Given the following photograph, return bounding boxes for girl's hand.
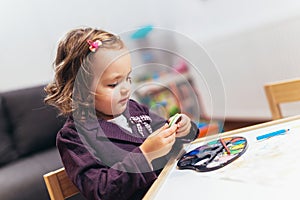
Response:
[170,114,191,138]
[140,124,177,163]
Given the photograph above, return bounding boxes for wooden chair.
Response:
[264,78,300,120]
[43,167,80,200]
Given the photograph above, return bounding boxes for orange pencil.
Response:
[220,138,231,155]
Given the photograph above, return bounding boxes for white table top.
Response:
[144,115,300,200]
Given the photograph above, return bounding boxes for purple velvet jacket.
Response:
[57,99,198,200]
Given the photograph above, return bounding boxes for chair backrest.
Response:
[43,167,79,200]
[264,78,300,120]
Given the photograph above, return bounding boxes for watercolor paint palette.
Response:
[177,136,248,172]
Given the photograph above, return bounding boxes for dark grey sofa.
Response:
[0,85,84,200]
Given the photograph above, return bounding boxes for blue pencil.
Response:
[256,129,290,141]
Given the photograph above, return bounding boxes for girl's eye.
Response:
[108,83,118,88]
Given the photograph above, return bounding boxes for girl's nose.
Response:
[120,81,131,94]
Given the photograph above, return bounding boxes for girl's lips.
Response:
[119,97,129,104]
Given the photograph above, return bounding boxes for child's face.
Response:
[92,48,132,119]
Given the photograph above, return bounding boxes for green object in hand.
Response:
[169,113,182,127]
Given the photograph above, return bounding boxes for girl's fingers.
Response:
[161,125,178,137]
[178,120,190,130]
[178,114,189,125]
[164,133,176,144]
[151,123,169,136]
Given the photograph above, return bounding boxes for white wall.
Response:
[1,0,300,119]
[203,17,300,119]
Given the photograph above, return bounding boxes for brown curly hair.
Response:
[44,27,124,117]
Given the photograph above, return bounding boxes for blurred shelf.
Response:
[132,72,191,96]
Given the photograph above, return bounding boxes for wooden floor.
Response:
[198,118,269,138]
[223,119,268,132]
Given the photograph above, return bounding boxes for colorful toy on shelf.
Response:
[138,87,180,118]
[196,121,223,138]
[131,25,153,40]
[173,59,189,73]
[130,25,155,63]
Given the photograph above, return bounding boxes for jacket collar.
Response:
[71,100,149,143]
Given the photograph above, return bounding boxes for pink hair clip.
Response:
[87,39,102,52]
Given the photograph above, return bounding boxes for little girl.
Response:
[45,27,198,200]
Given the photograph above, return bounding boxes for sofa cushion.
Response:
[1,85,66,157]
[0,147,63,200]
[0,95,18,166]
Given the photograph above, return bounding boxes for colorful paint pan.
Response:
[177,136,248,172]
